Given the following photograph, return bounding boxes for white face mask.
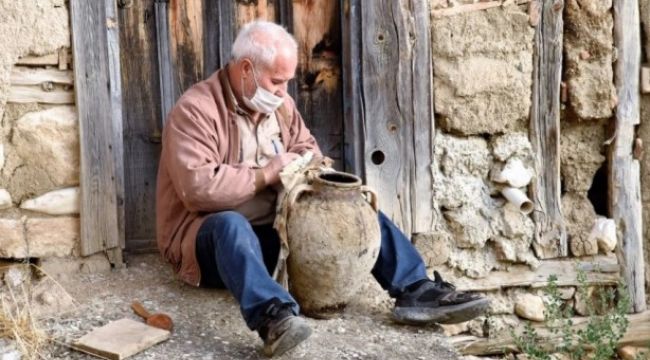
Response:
[241,67,284,114]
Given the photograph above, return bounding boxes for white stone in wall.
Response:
[588,217,617,253]
[514,293,545,321]
[26,217,79,257]
[0,143,4,171]
[12,106,79,187]
[492,158,533,188]
[0,189,12,209]
[20,187,79,215]
[0,219,26,258]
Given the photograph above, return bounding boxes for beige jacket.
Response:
[156,68,321,286]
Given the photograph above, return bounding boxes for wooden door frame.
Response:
[71,0,125,264]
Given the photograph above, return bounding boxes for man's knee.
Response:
[204,211,253,234]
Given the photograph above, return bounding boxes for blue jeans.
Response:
[195,211,428,330]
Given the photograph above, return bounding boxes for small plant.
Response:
[512,269,631,359]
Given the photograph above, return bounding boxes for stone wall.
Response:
[0,1,81,262]
[419,0,620,340]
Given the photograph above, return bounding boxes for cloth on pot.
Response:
[272,152,334,289]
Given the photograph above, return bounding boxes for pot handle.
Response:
[360,185,378,212]
[288,184,314,207]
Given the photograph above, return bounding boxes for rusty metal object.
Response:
[131,301,173,331]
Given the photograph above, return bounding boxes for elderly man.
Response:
[157,20,489,357]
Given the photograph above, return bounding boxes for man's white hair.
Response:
[231,20,298,68]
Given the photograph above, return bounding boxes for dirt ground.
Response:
[27,253,464,360]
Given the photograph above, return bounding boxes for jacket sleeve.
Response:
[284,98,323,157]
[162,106,262,213]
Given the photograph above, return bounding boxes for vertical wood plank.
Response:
[155,0,175,124]
[292,0,344,168]
[341,0,364,177]
[203,0,237,74]
[169,0,204,96]
[345,0,434,234]
[610,0,645,313]
[118,0,163,252]
[529,0,567,259]
[275,0,297,100]
[71,0,124,255]
[106,0,125,252]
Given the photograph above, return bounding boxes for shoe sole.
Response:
[263,317,312,357]
[392,298,491,325]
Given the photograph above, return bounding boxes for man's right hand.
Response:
[261,152,301,186]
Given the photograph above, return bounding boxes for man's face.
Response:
[245,48,298,99]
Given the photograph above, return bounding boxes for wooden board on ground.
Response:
[451,310,650,356]
[73,318,170,360]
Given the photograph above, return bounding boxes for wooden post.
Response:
[70,0,125,259]
[610,0,645,313]
[342,0,434,234]
[203,0,237,75]
[529,0,567,259]
[341,0,364,176]
[118,0,165,253]
[292,0,344,167]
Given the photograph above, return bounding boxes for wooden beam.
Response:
[15,53,59,66]
[292,0,344,168]
[609,0,645,313]
[7,85,74,104]
[118,0,163,252]
[168,0,204,95]
[71,0,124,256]
[10,67,73,85]
[202,0,237,75]
[345,0,435,235]
[529,0,567,259]
[451,310,650,356]
[448,256,620,292]
[341,0,364,177]
[106,0,125,258]
[155,0,174,125]
[431,0,531,18]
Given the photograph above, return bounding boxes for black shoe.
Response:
[257,299,312,357]
[392,271,490,325]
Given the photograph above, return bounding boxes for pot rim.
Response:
[314,171,362,189]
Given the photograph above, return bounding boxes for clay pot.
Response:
[286,171,381,318]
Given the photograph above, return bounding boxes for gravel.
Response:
[30,254,461,360]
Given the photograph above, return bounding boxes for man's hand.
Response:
[261,152,301,185]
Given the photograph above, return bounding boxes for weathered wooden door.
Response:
[117,0,345,252]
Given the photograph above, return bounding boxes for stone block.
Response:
[514,293,545,321]
[562,193,598,257]
[448,247,499,279]
[26,216,79,257]
[485,314,520,338]
[564,0,615,120]
[413,232,451,267]
[8,106,79,201]
[560,121,607,194]
[435,132,492,178]
[0,219,26,258]
[431,7,534,135]
[444,206,494,249]
[491,132,534,163]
